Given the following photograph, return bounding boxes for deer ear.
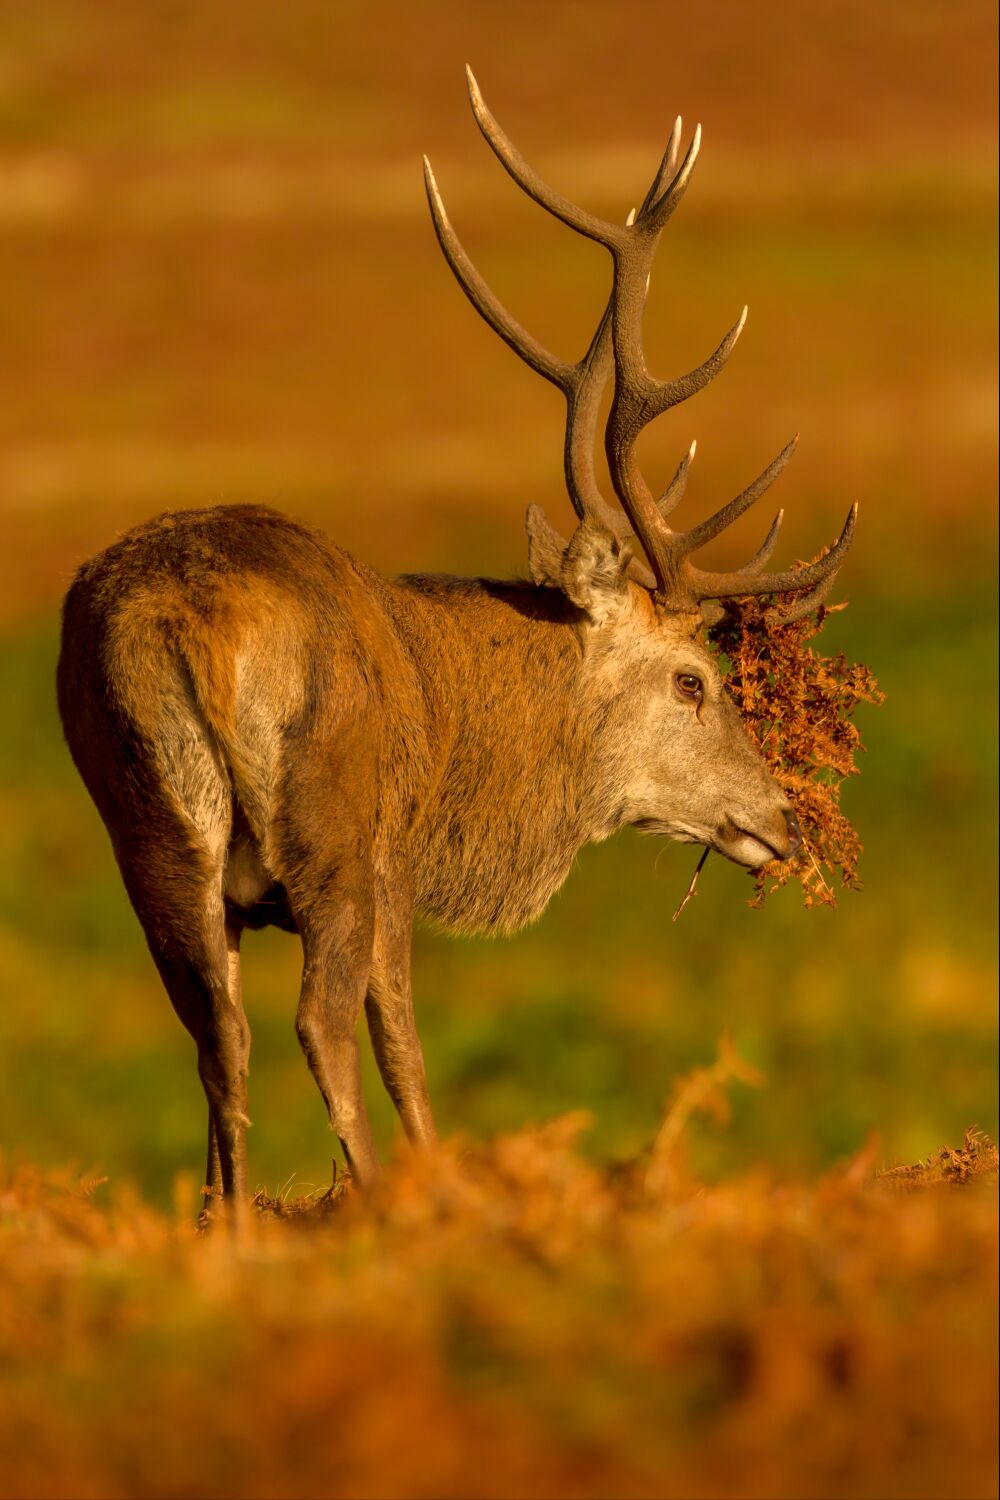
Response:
[561,520,632,625]
[525,504,570,587]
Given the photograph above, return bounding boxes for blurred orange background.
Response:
[1,0,996,609]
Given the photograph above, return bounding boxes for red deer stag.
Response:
[57,70,855,1228]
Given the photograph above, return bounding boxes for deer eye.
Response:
[675,673,703,700]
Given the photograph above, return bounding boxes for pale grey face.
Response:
[622,614,799,867]
[537,519,802,869]
[579,582,800,870]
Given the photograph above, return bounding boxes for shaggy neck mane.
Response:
[391,574,628,934]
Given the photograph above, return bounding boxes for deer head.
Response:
[424,71,856,869]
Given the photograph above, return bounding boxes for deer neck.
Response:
[392,575,630,934]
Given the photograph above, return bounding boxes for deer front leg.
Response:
[295,897,380,1187]
[365,887,437,1150]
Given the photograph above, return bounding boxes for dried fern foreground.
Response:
[710,586,884,907]
[1,1057,995,1500]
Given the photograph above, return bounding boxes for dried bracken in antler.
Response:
[709,581,884,908]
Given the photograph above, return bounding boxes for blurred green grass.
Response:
[0,0,996,1204]
[0,587,995,1203]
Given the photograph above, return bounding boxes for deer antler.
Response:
[424,68,856,621]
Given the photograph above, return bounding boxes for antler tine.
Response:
[423,157,571,390]
[676,435,797,556]
[657,440,697,519]
[743,509,784,571]
[642,305,747,422]
[639,117,683,216]
[765,567,839,624]
[465,67,626,254]
[645,122,702,228]
[689,503,858,602]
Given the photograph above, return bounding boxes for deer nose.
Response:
[782,808,802,858]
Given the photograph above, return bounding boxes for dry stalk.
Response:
[645,1033,763,1196]
[672,847,710,922]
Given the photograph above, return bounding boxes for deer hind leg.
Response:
[64,640,254,1227]
[104,719,252,1229]
[116,819,252,1231]
[205,1118,222,1208]
[201,919,246,1222]
[151,915,251,1232]
[365,889,437,1149]
[292,877,380,1188]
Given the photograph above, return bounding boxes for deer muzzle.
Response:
[719,806,801,868]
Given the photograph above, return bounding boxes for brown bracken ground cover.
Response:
[0,1050,996,1500]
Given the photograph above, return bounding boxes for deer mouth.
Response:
[725,829,783,867]
[719,815,799,868]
